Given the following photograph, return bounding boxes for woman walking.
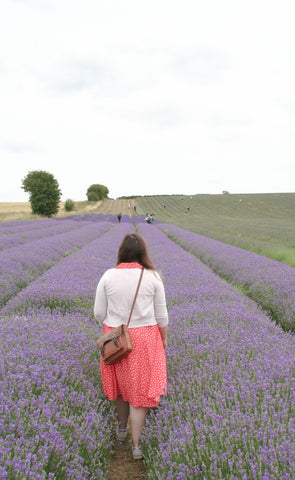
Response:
[94,233,168,460]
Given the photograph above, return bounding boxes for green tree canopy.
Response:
[86,184,109,201]
[22,170,62,217]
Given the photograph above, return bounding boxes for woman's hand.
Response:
[159,325,168,350]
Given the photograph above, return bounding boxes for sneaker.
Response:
[116,426,128,442]
[132,446,143,460]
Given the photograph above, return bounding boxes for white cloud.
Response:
[0,0,295,201]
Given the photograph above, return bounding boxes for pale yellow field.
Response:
[0,199,136,222]
[0,202,34,221]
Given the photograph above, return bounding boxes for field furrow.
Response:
[0,223,136,480]
[0,221,113,307]
[2,223,133,316]
[158,223,295,333]
[0,218,101,251]
[0,218,52,234]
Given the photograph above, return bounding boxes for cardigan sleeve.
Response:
[93,273,108,326]
[153,277,169,327]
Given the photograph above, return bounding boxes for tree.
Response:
[86,184,109,201]
[22,170,62,217]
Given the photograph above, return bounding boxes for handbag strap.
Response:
[127,268,144,328]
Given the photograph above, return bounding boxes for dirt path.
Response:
[108,434,148,480]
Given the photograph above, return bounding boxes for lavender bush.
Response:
[0,219,94,251]
[2,224,133,316]
[158,224,295,332]
[0,313,112,480]
[0,219,50,234]
[137,224,295,480]
[0,222,134,479]
[0,221,112,307]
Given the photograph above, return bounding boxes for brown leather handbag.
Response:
[97,269,144,365]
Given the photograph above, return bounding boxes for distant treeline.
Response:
[117,195,140,200]
[117,194,189,200]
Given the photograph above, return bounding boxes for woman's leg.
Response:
[114,396,129,429]
[129,404,148,447]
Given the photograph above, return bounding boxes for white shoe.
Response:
[116,426,128,442]
[132,446,143,460]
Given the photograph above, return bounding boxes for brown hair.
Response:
[116,233,155,270]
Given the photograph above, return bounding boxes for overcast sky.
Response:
[0,0,294,202]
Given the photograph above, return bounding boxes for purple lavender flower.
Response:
[0,312,113,479]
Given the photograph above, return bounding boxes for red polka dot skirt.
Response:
[100,325,167,408]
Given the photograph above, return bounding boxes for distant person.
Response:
[117,213,122,223]
[145,214,152,224]
[134,205,137,212]
[128,203,131,210]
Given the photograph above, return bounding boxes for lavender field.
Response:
[158,224,295,333]
[1,215,295,479]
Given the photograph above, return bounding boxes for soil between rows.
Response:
[108,435,147,480]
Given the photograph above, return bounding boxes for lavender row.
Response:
[2,223,133,316]
[158,224,295,332]
[0,218,51,234]
[0,214,107,232]
[0,221,112,307]
[0,312,113,480]
[0,219,98,251]
[0,225,135,479]
[137,224,295,480]
[0,212,118,237]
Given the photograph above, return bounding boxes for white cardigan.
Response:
[94,268,169,328]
